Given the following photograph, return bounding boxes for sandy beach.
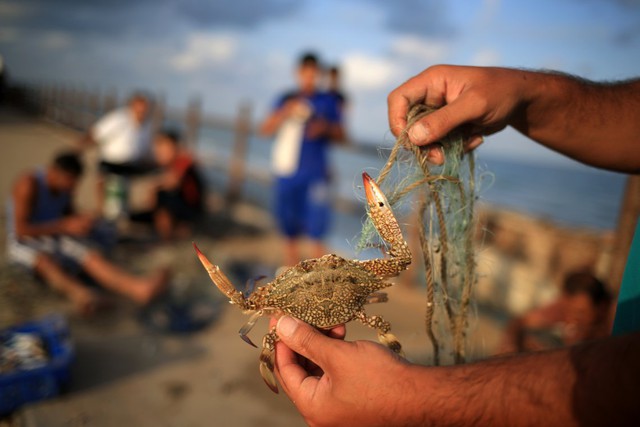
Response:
[0,107,614,426]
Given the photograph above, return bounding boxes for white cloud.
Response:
[343,53,398,90]
[169,32,239,72]
[390,35,448,63]
[470,48,501,66]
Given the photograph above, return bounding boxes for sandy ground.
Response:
[0,108,507,426]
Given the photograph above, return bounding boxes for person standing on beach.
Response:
[7,151,168,315]
[326,65,348,114]
[271,65,640,426]
[79,92,154,216]
[260,52,346,266]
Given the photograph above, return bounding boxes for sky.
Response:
[1,0,639,166]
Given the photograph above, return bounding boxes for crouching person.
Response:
[147,129,205,240]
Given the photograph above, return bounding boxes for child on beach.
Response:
[259,52,346,266]
[132,129,204,240]
[7,151,168,315]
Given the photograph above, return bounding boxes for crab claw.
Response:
[238,311,262,348]
[193,243,247,308]
[361,173,411,273]
[260,330,279,393]
[362,171,391,209]
[241,334,258,348]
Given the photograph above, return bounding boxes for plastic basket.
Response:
[0,314,74,415]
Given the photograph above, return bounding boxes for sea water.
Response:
[197,128,627,255]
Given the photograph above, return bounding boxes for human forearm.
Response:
[77,132,96,149]
[15,214,92,238]
[513,72,640,172]
[329,123,347,143]
[408,349,575,426]
[388,65,640,172]
[15,219,67,238]
[259,109,289,137]
[406,333,640,426]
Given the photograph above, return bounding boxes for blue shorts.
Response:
[274,176,331,239]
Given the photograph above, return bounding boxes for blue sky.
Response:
[1,0,639,165]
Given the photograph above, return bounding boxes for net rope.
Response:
[359,104,477,365]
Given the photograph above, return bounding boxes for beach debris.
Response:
[194,172,411,393]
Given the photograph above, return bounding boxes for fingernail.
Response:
[426,145,444,164]
[277,316,298,338]
[408,122,430,144]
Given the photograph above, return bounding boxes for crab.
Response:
[193,172,412,393]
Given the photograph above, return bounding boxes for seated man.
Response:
[132,129,204,240]
[7,151,168,315]
[500,270,613,353]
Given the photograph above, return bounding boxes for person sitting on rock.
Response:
[7,151,168,315]
[131,129,204,240]
[499,270,613,353]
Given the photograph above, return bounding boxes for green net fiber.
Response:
[358,104,477,365]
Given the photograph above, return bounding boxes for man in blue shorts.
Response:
[260,52,346,266]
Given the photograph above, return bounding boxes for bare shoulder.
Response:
[12,171,37,200]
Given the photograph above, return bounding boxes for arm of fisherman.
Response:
[259,98,302,137]
[388,65,640,172]
[275,316,640,427]
[12,174,92,238]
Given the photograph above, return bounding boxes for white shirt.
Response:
[92,108,152,164]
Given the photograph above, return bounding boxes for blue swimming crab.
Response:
[193,172,412,393]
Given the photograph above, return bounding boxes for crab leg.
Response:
[359,172,412,278]
[365,292,389,304]
[238,311,262,348]
[259,327,279,393]
[193,243,248,309]
[356,311,404,357]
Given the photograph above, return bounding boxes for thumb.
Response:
[277,316,337,369]
[407,97,479,146]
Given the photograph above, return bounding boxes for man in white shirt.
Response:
[80,92,154,215]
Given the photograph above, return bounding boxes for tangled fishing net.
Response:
[359,104,477,365]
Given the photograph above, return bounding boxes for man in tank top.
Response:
[7,151,167,315]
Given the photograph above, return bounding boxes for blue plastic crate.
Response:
[0,314,74,415]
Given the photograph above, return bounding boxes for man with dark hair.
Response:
[500,271,613,353]
[53,151,84,176]
[79,91,154,216]
[260,51,346,266]
[7,151,167,315]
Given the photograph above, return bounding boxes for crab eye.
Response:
[378,201,384,207]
